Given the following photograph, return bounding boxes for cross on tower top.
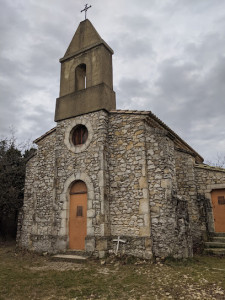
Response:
[81,4,92,20]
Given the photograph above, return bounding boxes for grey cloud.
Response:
[115,78,152,109]
[163,0,222,14]
[184,33,225,68]
[111,35,154,61]
[13,106,54,143]
[152,53,225,160]
[118,14,154,31]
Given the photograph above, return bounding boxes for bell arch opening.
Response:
[75,63,86,91]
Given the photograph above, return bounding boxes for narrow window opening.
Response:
[218,196,225,205]
[75,64,86,91]
[77,206,83,217]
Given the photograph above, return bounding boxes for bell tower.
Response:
[54,19,116,121]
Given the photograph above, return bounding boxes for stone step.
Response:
[209,232,225,237]
[211,237,225,243]
[51,254,89,263]
[65,250,90,257]
[204,248,225,255]
[205,242,225,249]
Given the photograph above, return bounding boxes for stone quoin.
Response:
[17,19,225,259]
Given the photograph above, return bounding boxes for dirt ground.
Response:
[0,242,225,299]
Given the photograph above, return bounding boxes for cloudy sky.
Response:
[0,0,225,163]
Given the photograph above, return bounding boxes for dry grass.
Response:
[0,242,225,299]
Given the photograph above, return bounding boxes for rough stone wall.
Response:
[146,126,192,258]
[17,110,111,253]
[18,110,194,259]
[195,167,225,191]
[108,114,149,235]
[52,110,110,252]
[108,113,152,258]
[108,113,192,258]
[174,150,202,246]
[17,131,56,251]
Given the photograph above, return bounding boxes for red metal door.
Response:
[211,189,225,233]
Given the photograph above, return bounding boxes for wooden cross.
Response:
[81,4,92,20]
[113,236,126,255]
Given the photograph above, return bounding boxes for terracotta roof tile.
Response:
[110,109,203,163]
[34,127,56,144]
[195,164,225,173]
[110,109,150,115]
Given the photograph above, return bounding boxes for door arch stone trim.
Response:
[59,173,95,239]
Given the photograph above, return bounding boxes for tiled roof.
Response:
[34,127,56,144]
[195,163,225,173]
[110,109,150,115]
[33,109,205,163]
[25,150,37,162]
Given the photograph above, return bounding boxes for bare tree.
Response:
[206,153,225,168]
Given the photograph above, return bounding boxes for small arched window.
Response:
[75,64,86,91]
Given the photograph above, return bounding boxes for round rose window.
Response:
[71,125,88,146]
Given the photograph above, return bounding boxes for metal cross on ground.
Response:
[81,4,92,20]
[113,236,126,255]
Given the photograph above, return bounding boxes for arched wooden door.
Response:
[69,180,87,249]
[211,189,225,233]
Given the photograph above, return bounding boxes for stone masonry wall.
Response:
[18,110,195,258]
[146,125,192,258]
[50,110,110,253]
[17,131,56,251]
[108,114,149,236]
[108,113,152,259]
[18,110,111,254]
[195,166,225,191]
[174,150,202,247]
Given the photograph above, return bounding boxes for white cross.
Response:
[113,236,126,255]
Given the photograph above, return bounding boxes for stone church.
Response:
[17,19,225,259]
